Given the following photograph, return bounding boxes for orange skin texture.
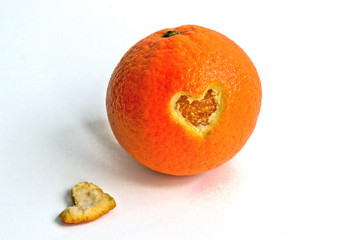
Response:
[106,25,262,176]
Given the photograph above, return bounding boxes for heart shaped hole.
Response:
[176,89,218,127]
[170,84,225,137]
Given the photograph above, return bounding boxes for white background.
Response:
[1,0,359,239]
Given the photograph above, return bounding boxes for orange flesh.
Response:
[176,89,218,127]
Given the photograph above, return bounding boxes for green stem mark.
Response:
[162,30,180,38]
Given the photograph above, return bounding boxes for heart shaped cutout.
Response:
[59,182,116,223]
[170,84,225,137]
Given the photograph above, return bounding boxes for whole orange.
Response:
[106,25,262,176]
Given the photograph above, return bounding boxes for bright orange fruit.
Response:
[106,25,262,176]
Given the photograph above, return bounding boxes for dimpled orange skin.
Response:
[106,25,262,176]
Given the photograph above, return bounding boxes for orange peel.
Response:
[59,182,116,223]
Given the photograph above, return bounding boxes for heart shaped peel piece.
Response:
[170,84,225,137]
[59,182,116,223]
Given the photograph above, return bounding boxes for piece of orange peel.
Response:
[59,182,116,223]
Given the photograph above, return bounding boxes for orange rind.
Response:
[59,182,116,223]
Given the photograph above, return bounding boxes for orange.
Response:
[106,25,262,176]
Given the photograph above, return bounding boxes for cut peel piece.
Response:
[170,84,225,137]
[59,182,116,224]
